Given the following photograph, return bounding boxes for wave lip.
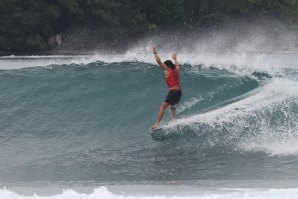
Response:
[1,51,298,77]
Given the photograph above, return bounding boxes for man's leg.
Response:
[152,102,169,128]
[170,105,176,121]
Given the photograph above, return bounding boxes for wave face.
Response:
[0,52,298,186]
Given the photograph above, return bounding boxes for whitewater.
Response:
[1,30,298,198]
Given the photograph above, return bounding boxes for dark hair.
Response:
[164,60,175,69]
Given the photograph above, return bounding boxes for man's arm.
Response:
[153,47,168,70]
[172,53,179,70]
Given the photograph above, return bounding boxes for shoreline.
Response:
[2,180,298,196]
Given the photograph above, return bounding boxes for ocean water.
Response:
[0,49,298,198]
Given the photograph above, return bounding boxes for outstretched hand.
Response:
[153,47,157,54]
[172,53,177,60]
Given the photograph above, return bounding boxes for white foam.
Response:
[0,55,96,70]
[1,187,298,199]
[1,51,298,80]
[1,50,298,78]
[177,97,203,113]
[122,27,298,76]
[1,24,298,74]
[163,78,298,155]
[240,134,298,156]
[167,79,298,126]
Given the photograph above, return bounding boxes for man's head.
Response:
[164,60,175,69]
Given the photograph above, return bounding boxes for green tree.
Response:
[0,0,297,54]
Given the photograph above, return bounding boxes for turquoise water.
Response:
[0,53,298,198]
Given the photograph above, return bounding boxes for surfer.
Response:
[151,47,182,129]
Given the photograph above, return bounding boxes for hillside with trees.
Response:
[0,0,297,54]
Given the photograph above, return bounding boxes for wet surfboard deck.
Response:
[149,127,170,141]
[149,123,190,141]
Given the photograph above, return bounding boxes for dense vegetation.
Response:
[0,0,297,54]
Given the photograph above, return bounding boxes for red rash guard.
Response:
[165,68,180,90]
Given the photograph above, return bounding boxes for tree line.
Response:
[0,0,297,54]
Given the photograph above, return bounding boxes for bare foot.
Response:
[151,123,160,129]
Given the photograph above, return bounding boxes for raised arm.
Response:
[172,53,179,70]
[153,47,168,70]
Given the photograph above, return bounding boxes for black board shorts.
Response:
[164,90,182,105]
